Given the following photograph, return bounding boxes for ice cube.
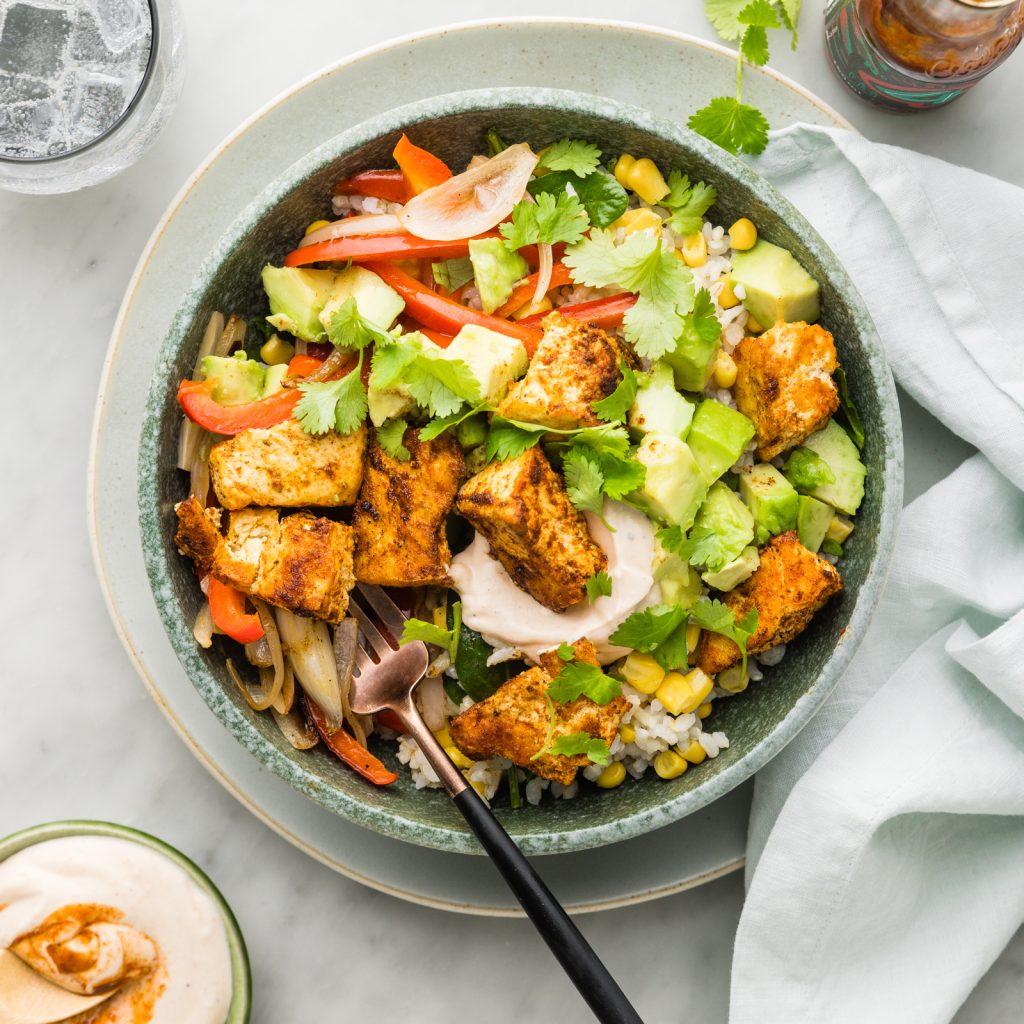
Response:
[68,7,115,66]
[0,69,53,104]
[60,69,127,149]
[0,97,67,159]
[0,2,72,78]
[93,0,151,52]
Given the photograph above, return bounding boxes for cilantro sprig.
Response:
[592,360,639,425]
[371,332,481,419]
[376,418,411,461]
[662,172,718,237]
[549,733,612,766]
[586,571,613,605]
[537,138,603,176]
[689,598,759,676]
[500,191,589,252]
[400,603,462,661]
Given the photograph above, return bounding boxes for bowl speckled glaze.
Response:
[139,88,902,856]
[0,820,251,1022]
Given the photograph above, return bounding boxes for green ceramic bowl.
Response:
[139,88,902,856]
[0,820,251,1022]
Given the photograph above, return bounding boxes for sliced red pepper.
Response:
[332,169,409,203]
[207,577,265,644]
[417,328,456,348]
[375,708,407,734]
[177,378,301,434]
[517,291,637,330]
[306,699,398,786]
[393,134,452,195]
[493,263,574,319]
[286,354,325,377]
[366,261,543,354]
[284,232,485,268]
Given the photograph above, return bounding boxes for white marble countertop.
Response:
[2,2,1022,1021]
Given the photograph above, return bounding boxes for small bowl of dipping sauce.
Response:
[0,820,251,1024]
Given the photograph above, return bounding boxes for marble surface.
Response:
[2,2,1022,1021]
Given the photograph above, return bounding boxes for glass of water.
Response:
[0,0,184,193]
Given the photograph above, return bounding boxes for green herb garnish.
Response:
[688,598,759,676]
[585,571,613,605]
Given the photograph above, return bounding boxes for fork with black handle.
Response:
[347,584,644,1024]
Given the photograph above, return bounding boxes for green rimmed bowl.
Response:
[138,87,902,856]
[0,820,251,1023]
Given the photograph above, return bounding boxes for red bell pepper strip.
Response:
[284,232,485,268]
[286,354,325,377]
[177,378,301,434]
[393,134,452,195]
[332,169,409,203]
[517,291,637,330]
[207,577,265,644]
[306,699,399,786]
[417,328,456,348]
[375,708,407,734]
[493,263,574,319]
[366,261,543,354]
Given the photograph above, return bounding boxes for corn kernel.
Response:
[432,605,447,629]
[465,775,488,798]
[713,350,738,389]
[656,668,713,715]
[827,515,855,545]
[619,652,666,695]
[681,231,708,268]
[596,762,627,788]
[697,702,713,720]
[512,295,552,320]
[433,725,453,748]
[304,219,331,236]
[614,153,637,188]
[619,724,636,745]
[654,750,688,780]
[729,217,758,251]
[613,207,663,238]
[259,334,295,366]
[717,665,749,694]
[678,739,707,765]
[686,623,702,656]
[745,313,765,335]
[717,279,740,309]
[625,158,670,206]
[446,745,474,770]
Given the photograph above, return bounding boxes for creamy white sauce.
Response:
[450,499,659,665]
[0,835,232,1024]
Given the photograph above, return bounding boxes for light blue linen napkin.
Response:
[728,125,1024,1023]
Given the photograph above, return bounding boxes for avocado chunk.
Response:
[262,265,336,342]
[797,495,833,552]
[200,351,266,405]
[663,320,721,392]
[367,386,414,428]
[631,434,707,531]
[728,239,820,326]
[261,363,287,397]
[628,362,696,440]
[691,481,755,568]
[702,545,760,592]
[801,420,867,516]
[319,265,405,337]
[739,463,800,545]
[468,237,528,314]
[783,446,836,493]
[455,414,488,450]
[687,400,756,483]
[442,324,528,405]
[653,537,703,609]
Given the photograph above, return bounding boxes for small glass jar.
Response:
[825,0,1024,111]
[0,0,184,194]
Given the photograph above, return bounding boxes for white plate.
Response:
[90,18,954,915]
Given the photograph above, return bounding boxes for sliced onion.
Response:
[220,314,247,354]
[189,442,211,503]
[398,143,538,241]
[275,608,345,730]
[227,659,286,713]
[193,601,214,649]
[531,242,554,311]
[178,312,226,471]
[333,618,368,747]
[273,662,295,715]
[303,348,349,383]
[272,704,319,749]
[417,675,446,732]
[245,636,273,668]
[298,213,402,247]
[192,311,226,377]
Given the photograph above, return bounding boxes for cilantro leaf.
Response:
[821,538,844,558]
[400,618,453,648]
[548,732,612,766]
[779,0,802,45]
[592,361,639,424]
[563,448,606,517]
[739,0,782,28]
[500,191,589,252]
[608,604,688,653]
[557,641,576,661]
[419,403,488,442]
[651,621,690,672]
[678,526,732,572]
[705,0,748,40]
[676,289,722,356]
[294,354,367,435]
[740,24,770,66]
[432,257,474,292]
[370,334,420,389]
[404,349,482,418]
[547,661,622,705]
[326,298,393,352]
[528,169,628,229]
[833,368,866,449]
[484,418,545,463]
[586,571,613,605]
[662,172,718,237]
[688,96,771,156]
[376,418,410,461]
[656,525,685,553]
[559,427,645,502]
[538,138,602,176]
[689,598,759,675]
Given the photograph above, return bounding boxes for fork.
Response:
[348,584,644,1024]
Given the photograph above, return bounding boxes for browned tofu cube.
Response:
[733,320,839,461]
[455,447,606,612]
[450,640,628,785]
[174,495,355,623]
[695,531,842,675]
[496,312,638,429]
[351,427,465,587]
[208,418,365,510]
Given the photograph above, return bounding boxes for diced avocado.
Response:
[455,414,488,450]
[628,362,696,441]
[468,237,528,314]
[319,265,405,337]
[739,463,800,545]
[262,363,287,397]
[702,545,759,592]
[367,381,415,428]
[687,400,756,483]
[663,324,720,392]
[802,420,866,515]
[653,539,703,609]
[827,514,855,545]
[200,351,265,405]
[784,447,836,493]
[692,481,755,567]
[442,324,528,405]
[631,434,707,530]
[728,239,820,326]
[262,265,336,342]
[797,495,833,552]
